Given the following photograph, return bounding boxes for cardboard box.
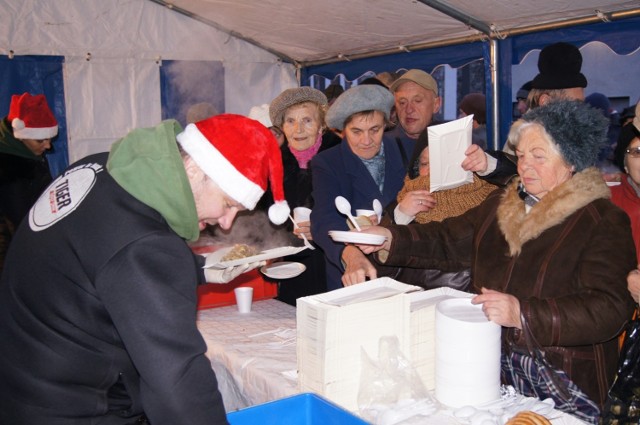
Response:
[297,278,418,411]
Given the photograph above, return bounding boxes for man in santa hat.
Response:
[0,93,58,272]
[0,114,289,425]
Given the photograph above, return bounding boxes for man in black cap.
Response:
[464,42,588,185]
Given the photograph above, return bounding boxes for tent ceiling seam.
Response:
[300,7,640,68]
[145,0,299,65]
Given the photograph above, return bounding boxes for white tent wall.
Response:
[0,0,297,162]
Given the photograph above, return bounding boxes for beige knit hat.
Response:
[397,174,497,223]
[269,87,328,128]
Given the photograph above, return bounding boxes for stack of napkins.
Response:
[408,288,473,391]
[297,278,420,411]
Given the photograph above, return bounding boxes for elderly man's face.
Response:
[394,81,441,139]
[344,111,386,160]
[185,157,245,231]
[515,125,573,199]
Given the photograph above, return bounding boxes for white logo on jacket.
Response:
[29,163,103,231]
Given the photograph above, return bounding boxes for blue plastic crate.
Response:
[227,393,370,425]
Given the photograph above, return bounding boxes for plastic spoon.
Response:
[335,196,362,231]
[288,215,315,250]
[372,199,383,224]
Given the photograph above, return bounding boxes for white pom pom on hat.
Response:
[176,114,290,225]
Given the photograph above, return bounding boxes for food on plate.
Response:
[221,244,259,261]
[505,411,551,425]
[346,215,374,230]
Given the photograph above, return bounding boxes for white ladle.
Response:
[372,199,383,224]
[335,196,362,231]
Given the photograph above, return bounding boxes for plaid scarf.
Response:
[502,350,600,424]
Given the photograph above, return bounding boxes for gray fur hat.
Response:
[326,84,394,131]
[520,100,608,172]
[269,87,327,128]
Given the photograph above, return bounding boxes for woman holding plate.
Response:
[352,100,636,422]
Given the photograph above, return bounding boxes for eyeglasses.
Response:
[625,147,640,158]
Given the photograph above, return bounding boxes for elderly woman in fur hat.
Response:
[354,100,636,422]
[263,87,341,305]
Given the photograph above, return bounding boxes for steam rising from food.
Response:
[193,210,297,252]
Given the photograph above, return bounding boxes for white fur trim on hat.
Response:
[177,124,264,209]
[12,118,58,140]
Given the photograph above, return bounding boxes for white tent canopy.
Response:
[153,0,640,65]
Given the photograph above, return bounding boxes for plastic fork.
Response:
[289,215,315,250]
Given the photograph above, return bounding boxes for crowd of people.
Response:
[0,40,638,424]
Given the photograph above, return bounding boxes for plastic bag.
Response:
[357,336,436,424]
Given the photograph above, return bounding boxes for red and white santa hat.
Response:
[176,114,290,225]
[8,93,58,140]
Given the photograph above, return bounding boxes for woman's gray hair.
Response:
[509,100,608,172]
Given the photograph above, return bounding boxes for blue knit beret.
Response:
[521,100,608,172]
[326,85,394,131]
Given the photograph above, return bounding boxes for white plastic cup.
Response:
[293,207,312,223]
[234,287,253,313]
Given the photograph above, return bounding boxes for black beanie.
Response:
[532,42,587,90]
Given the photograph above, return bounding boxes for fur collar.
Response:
[497,167,610,255]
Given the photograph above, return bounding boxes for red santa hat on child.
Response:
[8,93,58,140]
[176,114,290,225]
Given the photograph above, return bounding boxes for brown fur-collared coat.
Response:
[377,167,636,408]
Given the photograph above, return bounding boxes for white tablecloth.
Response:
[197,299,298,412]
[196,299,586,424]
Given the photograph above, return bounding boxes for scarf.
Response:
[361,143,386,193]
[289,133,323,169]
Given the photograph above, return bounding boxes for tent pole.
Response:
[415,0,492,35]
[490,39,499,151]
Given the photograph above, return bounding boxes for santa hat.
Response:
[8,93,58,140]
[176,114,290,225]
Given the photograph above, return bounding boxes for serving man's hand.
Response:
[204,261,266,284]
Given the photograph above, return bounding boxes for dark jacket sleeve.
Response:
[480,150,517,187]
[377,204,481,272]
[310,151,349,273]
[96,234,228,425]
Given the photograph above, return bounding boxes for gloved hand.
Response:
[204,261,266,284]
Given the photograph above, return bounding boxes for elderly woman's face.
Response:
[625,137,640,185]
[515,125,574,199]
[344,111,386,160]
[282,102,322,151]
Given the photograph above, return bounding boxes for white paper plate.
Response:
[204,246,307,269]
[328,230,386,245]
[261,261,306,279]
